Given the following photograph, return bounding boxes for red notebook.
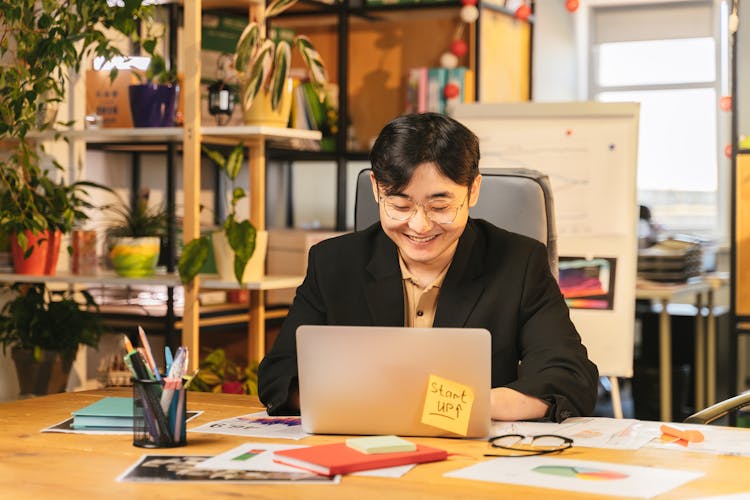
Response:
[273,442,448,476]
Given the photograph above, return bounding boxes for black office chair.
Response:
[683,393,750,425]
[354,167,558,279]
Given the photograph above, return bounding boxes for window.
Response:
[589,1,728,240]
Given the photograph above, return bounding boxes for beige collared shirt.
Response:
[398,253,450,328]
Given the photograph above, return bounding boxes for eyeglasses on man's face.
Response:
[484,434,573,457]
[378,192,469,225]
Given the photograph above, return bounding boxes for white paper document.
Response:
[644,421,750,457]
[189,411,309,440]
[445,456,703,498]
[491,417,658,450]
[693,494,750,500]
[196,442,308,472]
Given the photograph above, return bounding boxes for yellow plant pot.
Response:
[242,78,293,127]
[110,236,160,278]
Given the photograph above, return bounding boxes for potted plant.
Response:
[234,0,328,126]
[178,143,266,285]
[0,2,158,269]
[0,282,104,395]
[129,32,180,127]
[0,161,109,275]
[106,190,168,278]
[187,348,259,395]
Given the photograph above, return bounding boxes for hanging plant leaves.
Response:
[224,143,245,181]
[242,40,274,111]
[271,41,291,110]
[295,35,327,88]
[266,0,299,18]
[234,23,260,76]
[201,144,226,170]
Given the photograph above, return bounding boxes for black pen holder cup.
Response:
[132,378,187,448]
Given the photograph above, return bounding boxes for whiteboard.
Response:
[455,102,640,378]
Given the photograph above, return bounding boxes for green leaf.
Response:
[178,236,210,284]
[241,40,274,111]
[266,0,299,18]
[234,23,260,75]
[225,143,244,181]
[16,232,28,252]
[231,187,246,207]
[295,35,327,88]
[201,145,226,169]
[271,41,291,110]
[226,219,256,284]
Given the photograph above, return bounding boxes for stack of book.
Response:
[71,397,133,430]
[405,66,475,116]
[638,238,703,282]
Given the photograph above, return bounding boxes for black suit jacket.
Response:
[258,219,599,421]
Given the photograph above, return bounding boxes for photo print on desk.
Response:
[117,455,339,484]
[558,256,617,310]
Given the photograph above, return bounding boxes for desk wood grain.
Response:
[1,389,749,499]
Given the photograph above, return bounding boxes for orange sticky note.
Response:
[421,374,474,436]
[660,424,704,444]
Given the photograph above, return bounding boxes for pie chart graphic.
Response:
[533,465,629,481]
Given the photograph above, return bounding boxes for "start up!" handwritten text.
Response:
[421,374,474,436]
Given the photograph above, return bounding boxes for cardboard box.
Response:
[266,229,345,306]
[86,69,136,128]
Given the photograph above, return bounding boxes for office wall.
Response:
[532,1,578,101]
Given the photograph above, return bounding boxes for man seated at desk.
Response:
[258,112,599,422]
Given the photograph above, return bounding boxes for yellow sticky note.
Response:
[421,374,474,436]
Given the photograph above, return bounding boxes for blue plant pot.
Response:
[128,83,177,127]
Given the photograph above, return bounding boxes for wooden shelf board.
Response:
[0,272,303,291]
[29,126,321,145]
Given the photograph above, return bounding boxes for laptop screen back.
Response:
[296,325,491,438]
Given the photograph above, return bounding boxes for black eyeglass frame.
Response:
[483,433,573,457]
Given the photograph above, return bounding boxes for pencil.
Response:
[138,326,162,382]
[123,334,135,353]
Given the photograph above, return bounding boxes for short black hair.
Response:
[369,112,480,195]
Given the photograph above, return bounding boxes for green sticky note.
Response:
[345,435,417,454]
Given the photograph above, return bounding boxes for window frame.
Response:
[585,0,730,244]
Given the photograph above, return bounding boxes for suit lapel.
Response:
[434,221,486,327]
[364,229,404,326]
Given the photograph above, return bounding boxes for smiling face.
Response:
[371,162,481,276]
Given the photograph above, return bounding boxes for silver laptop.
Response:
[296,325,491,438]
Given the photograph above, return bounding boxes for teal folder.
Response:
[71,397,133,428]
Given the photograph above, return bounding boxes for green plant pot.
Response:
[110,236,160,277]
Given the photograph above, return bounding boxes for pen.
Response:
[165,346,173,375]
[138,326,162,382]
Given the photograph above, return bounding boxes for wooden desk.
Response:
[2,389,749,499]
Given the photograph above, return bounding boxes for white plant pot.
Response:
[212,230,268,284]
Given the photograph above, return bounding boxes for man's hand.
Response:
[490,387,549,421]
